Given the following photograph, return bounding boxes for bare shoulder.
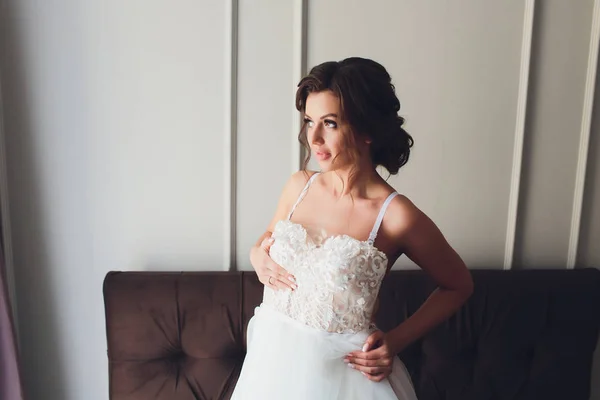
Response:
[381,193,444,251]
[383,193,469,277]
[266,170,320,231]
[288,170,319,191]
[383,194,424,234]
[281,170,319,200]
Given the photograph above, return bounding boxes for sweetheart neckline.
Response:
[275,219,388,261]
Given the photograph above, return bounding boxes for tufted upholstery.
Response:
[103,269,600,400]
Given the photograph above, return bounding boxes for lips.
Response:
[315,151,331,161]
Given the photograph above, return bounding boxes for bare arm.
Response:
[346,196,473,381]
[384,196,473,353]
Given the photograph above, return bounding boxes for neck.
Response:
[328,163,381,198]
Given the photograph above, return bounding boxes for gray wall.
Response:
[0,0,599,399]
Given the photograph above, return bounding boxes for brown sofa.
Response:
[103,268,600,400]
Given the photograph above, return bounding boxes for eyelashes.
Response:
[324,119,338,128]
[303,118,338,129]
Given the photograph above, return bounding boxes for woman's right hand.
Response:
[251,237,297,291]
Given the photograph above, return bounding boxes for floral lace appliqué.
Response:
[262,220,389,334]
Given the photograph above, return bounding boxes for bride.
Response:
[231,57,473,399]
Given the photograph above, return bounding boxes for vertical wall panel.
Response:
[514,0,595,268]
[567,0,600,269]
[236,0,295,270]
[579,49,600,270]
[504,0,535,270]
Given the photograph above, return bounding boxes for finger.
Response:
[348,363,389,376]
[259,274,277,291]
[261,273,295,291]
[259,273,284,290]
[348,347,388,361]
[261,275,275,290]
[345,356,392,368]
[267,261,296,289]
[255,244,296,290]
[258,239,297,286]
[260,237,275,250]
[262,277,283,291]
[362,331,384,352]
[271,260,295,281]
[361,371,388,382]
[265,274,296,291]
[275,275,297,291]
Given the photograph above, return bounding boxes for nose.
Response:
[310,124,324,145]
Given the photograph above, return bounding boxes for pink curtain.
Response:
[0,221,23,400]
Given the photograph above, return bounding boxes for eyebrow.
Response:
[304,113,338,120]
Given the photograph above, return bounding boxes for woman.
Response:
[231,57,473,399]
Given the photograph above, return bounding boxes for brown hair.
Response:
[295,57,414,176]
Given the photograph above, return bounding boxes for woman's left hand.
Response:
[344,330,398,382]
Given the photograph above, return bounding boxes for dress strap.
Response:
[287,172,321,220]
[367,192,399,245]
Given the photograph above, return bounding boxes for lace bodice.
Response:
[263,220,389,333]
[261,172,399,334]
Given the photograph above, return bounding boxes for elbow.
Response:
[443,265,473,303]
[457,270,474,302]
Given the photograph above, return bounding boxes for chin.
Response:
[317,159,338,172]
[317,163,330,172]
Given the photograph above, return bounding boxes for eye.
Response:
[324,119,337,129]
[303,117,314,128]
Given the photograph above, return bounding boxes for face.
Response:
[304,90,350,171]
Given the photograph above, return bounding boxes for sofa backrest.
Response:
[103,269,600,400]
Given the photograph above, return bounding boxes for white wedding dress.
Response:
[231,173,418,399]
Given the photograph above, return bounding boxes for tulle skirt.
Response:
[231,304,418,399]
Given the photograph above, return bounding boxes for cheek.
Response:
[327,132,345,153]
